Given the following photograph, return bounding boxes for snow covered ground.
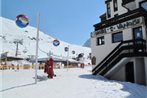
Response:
[0,66,147,98]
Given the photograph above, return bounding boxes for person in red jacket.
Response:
[44,57,54,79]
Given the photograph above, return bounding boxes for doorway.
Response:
[125,62,135,83]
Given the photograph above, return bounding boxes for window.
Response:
[112,32,123,43]
[107,2,111,18]
[97,36,105,45]
[113,0,118,11]
[133,26,143,40]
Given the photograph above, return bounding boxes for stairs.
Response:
[104,57,131,77]
[92,39,147,76]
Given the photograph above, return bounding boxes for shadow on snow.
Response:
[0,75,48,92]
[79,74,147,98]
[0,83,35,92]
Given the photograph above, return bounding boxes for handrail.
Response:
[92,42,122,71]
[92,40,134,72]
[100,52,147,75]
[92,39,147,75]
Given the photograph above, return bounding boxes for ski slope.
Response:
[0,17,91,64]
[0,66,147,98]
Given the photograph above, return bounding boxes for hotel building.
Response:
[91,0,147,85]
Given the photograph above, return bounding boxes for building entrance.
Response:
[125,62,135,83]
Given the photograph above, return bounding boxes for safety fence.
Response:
[0,63,86,70]
[0,64,45,70]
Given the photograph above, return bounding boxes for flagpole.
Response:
[35,13,40,84]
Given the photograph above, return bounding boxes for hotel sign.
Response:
[95,17,143,35]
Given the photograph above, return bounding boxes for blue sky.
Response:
[2,0,105,45]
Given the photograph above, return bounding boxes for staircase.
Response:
[92,39,147,76]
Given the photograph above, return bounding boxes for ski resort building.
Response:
[91,0,147,85]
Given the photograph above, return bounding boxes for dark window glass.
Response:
[107,3,111,18]
[112,32,123,43]
[113,0,118,11]
[133,27,143,40]
[97,36,105,45]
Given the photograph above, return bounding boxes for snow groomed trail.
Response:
[0,66,147,98]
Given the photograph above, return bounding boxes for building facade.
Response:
[91,0,147,85]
